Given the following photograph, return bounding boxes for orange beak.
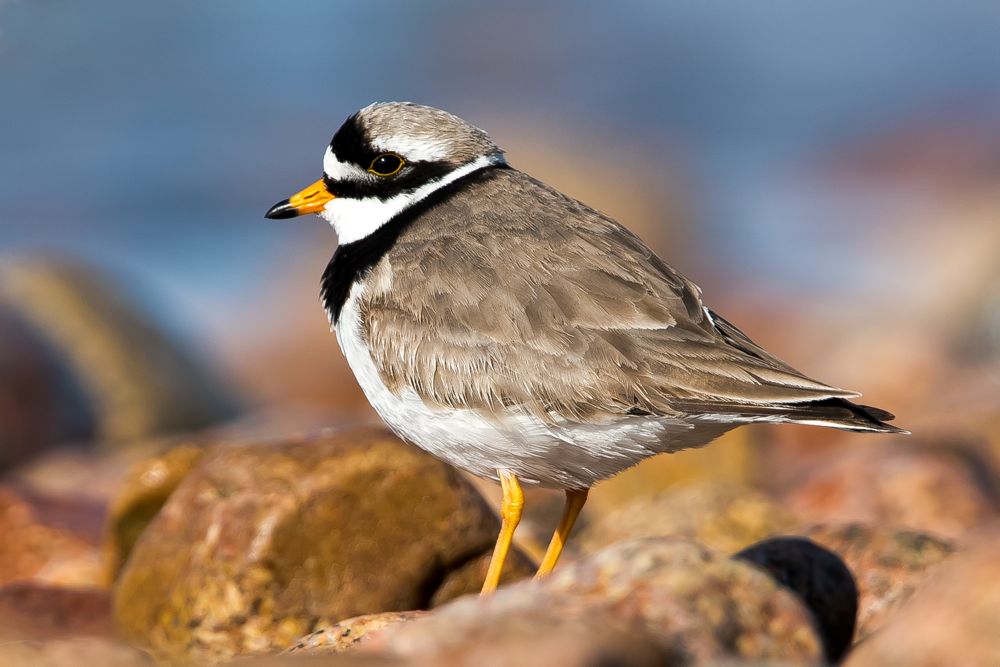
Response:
[265,179,335,219]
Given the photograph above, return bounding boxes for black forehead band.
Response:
[330,113,379,168]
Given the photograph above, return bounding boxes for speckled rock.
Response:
[0,583,112,641]
[735,536,857,663]
[576,482,799,555]
[803,523,954,639]
[285,612,426,654]
[103,444,205,582]
[113,427,533,664]
[377,608,675,667]
[845,525,1000,667]
[0,638,152,667]
[0,486,103,587]
[224,653,404,667]
[366,538,823,666]
[782,444,1000,538]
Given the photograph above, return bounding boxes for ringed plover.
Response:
[266,102,905,593]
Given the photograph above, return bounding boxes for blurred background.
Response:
[4,0,1000,427]
[2,1,1000,648]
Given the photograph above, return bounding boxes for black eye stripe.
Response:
[325,160,455,201]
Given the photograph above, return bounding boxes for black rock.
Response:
[734,536,858,664]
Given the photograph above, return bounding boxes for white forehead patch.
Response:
[371,135,453,163]
[323,147,369,181]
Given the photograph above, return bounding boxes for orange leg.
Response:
[535,488,589,578]
[481,469,524,594]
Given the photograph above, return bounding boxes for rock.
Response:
[734,536,858,663]
[103,444,205,582]
[803,523,954,639]
[0,307,92,469]
[0,583,112,641]
[225,653,404,667]
[10,487,107,546]
[3,442,161,503]
[576,481,799,555]
[284,611,426,654]
[113,427,533,664]
[369,538,823,666]
[541,538,823,665]
[0,256,239,452]
[0,638,152,667]
[845,525,1000,667]
[252,657,411,667]
[0,486,103,587]
[374,607,673,667]
[782,442,1000,538]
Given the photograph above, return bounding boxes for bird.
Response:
[265,102,906,594]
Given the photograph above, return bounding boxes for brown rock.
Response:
[427,548,530,607]
[845,525,1000,667]
[373,607,673,667]
[113,427,532,664]
[103,444,205,582]
[225,654,405,667]
[0,486,103,587]
[371,538,823,666]
[804,523,954,640]
[0,583,112,641]
[285,612,426,654]
[577,481,799,555]
[0,638,152,667]
[782,443,1000,538]
[12,487,107,546]
[4,442,161,503]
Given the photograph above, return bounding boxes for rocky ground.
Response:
[1,254,1000,666]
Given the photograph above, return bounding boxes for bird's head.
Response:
[265,102,505,244]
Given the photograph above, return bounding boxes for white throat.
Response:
[320,153,505,246]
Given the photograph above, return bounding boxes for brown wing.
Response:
[359,168,857,424]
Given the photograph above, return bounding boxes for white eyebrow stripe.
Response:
[371,136,453,162]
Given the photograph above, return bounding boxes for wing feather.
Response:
[358,168,858,424]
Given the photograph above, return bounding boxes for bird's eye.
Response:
[368,153,405,177]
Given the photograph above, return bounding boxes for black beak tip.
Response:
[265,199,299,220]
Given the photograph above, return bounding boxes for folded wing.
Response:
[359,168,903,433]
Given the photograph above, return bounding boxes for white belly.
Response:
[334,282,733,488]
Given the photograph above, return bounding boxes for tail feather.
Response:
[681,397,908,434]
[684,309,907,434]
[784,397,909,434]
